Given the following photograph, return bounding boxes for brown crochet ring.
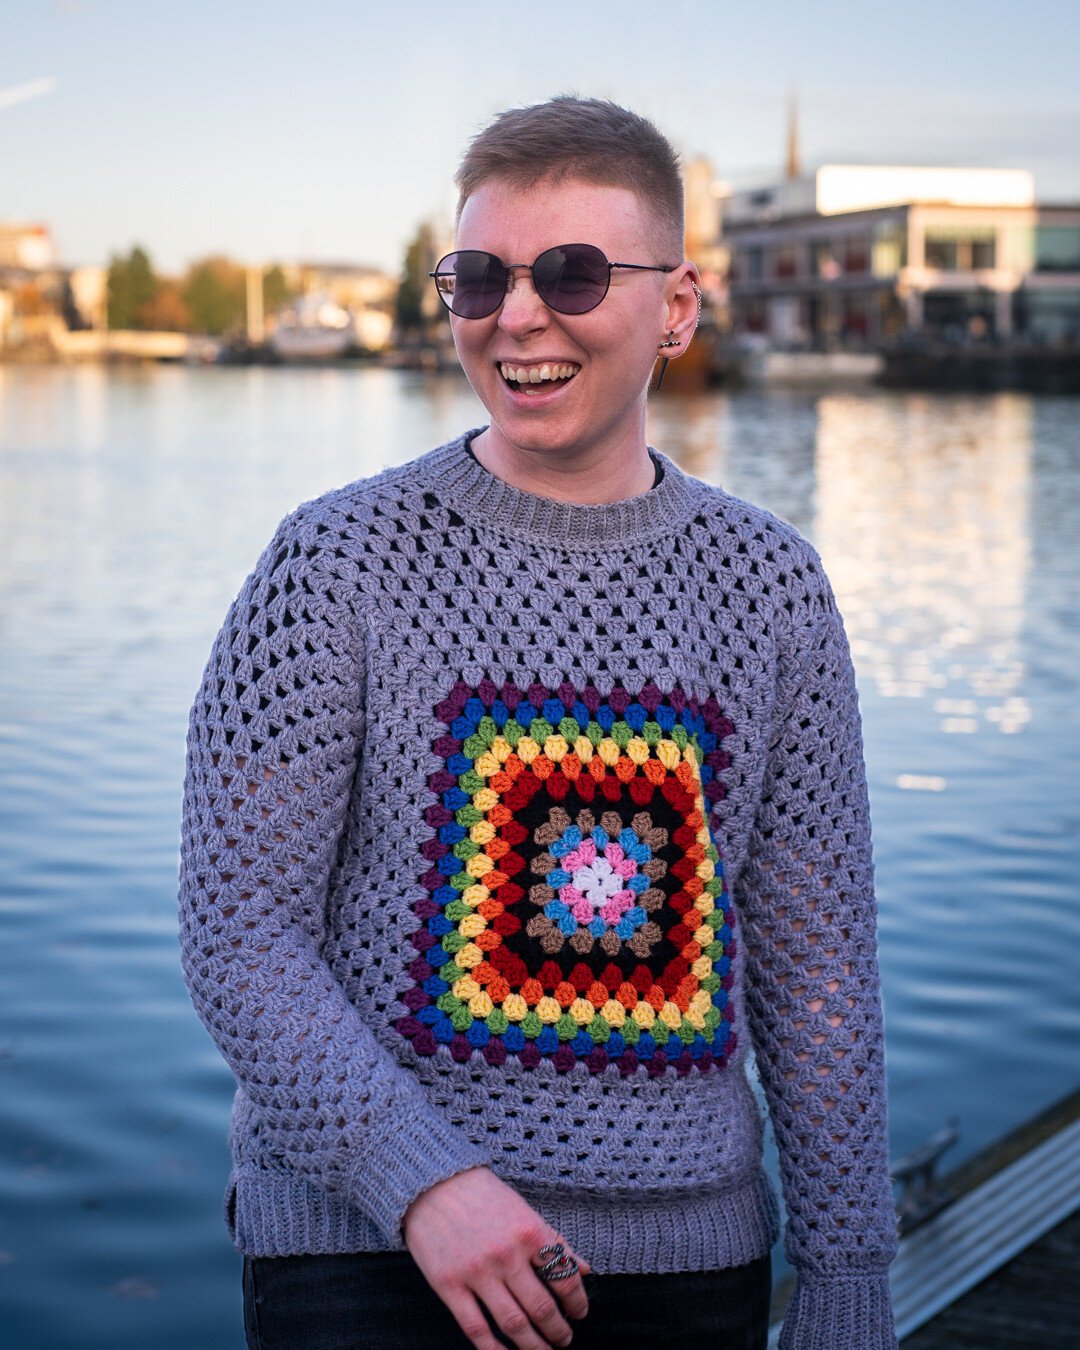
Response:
[533,1242,580,1283]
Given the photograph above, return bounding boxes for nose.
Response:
[497,265,550,337]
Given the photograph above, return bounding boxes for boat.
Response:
[269,292,353,361]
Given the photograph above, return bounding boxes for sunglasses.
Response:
[429,243,676,320]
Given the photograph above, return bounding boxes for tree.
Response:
[182,256,246,335]
[396,222,438,333]
[137,280,191,332]
[107,246,158,330]
[262,264,294,317]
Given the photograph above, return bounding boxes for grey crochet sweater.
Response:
[179,431,897,1349]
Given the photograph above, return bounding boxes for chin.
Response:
[490,417,589,461]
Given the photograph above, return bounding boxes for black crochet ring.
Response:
[534,1242,580,1283]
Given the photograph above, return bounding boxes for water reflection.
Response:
[0,368,1076,1350]
[814,392,1033,741]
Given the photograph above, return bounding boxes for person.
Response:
[178,96,898,1350]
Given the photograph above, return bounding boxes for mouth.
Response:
[498,361,581,396]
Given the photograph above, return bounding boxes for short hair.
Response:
[455,95,684,261]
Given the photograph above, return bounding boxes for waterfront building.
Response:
[0,221,107,353]
[720,166,1080,346]
[684,154,728,298]
[0,222,56,270]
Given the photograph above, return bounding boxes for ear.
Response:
[658,261,702,361]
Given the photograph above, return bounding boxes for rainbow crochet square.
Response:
[397,680,738,1077]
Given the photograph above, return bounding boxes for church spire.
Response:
[786,87,801,179]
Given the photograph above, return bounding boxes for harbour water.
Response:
[1,365,1077,1349]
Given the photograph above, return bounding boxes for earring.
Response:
[658,330,681,349]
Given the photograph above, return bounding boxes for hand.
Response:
[403,1167,591,1349]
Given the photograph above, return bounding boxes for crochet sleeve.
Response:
[737,566,898,1350]
[178,511,489,1243]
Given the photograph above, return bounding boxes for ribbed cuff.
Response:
[779,1273,897,1350]
[345,1108,490,1245]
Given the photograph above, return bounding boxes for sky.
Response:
[4,0,1079,274]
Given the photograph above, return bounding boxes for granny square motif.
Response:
[397,679,738,1077]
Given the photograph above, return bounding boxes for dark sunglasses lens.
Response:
[434,251,506,318]
[533,244,610,314]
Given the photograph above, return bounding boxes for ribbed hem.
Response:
[417,430,702,550]
[229,1165,780,1276]
[232,1169,386,1255]
[526,1167,779,1274]
[779,1272,897,1350]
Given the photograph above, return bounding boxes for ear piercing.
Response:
[658,330,681,349]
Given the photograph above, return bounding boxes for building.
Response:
[0,222,108,352]
[0,222,56,270]
[720,166,1080,346]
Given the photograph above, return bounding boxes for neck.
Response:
[469,424,655,505]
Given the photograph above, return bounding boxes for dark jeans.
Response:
[243,1249,771,1350]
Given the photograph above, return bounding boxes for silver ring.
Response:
[534,1242,579,1283]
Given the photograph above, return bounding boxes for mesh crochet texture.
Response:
[179,433,897,1349]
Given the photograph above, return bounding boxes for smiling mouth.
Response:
[499,361,580,394]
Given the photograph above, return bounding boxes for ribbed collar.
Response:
[418,430,703,550]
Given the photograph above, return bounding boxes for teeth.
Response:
[499,362,579,384]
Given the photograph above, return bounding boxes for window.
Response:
[774,245,798,279]
[841,293,870,338]
[925,235,958,270]
[1035,226,1080,273]
[810,240,840,278]
[924,226,996,271]
[842,238,871,274]
[872,221,906,277]
[1015,288,1080,340]
[923,289,995,336]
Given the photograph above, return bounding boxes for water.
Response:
[1,366,1077,1349]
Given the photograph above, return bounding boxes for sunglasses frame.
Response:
[429,243,677,319]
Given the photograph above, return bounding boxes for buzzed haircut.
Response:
[455,95,685,261]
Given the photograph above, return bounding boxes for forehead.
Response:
[456,177,655,257]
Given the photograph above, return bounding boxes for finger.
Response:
[533,1240,589,1320]
[478,1279,563,1350]
[544,1264,589,1322]
[502,1267,575,1347]
[445,1289,520,1350]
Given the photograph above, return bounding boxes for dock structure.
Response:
[768,1087,1080,1348]
[901,1206,1080,1347]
